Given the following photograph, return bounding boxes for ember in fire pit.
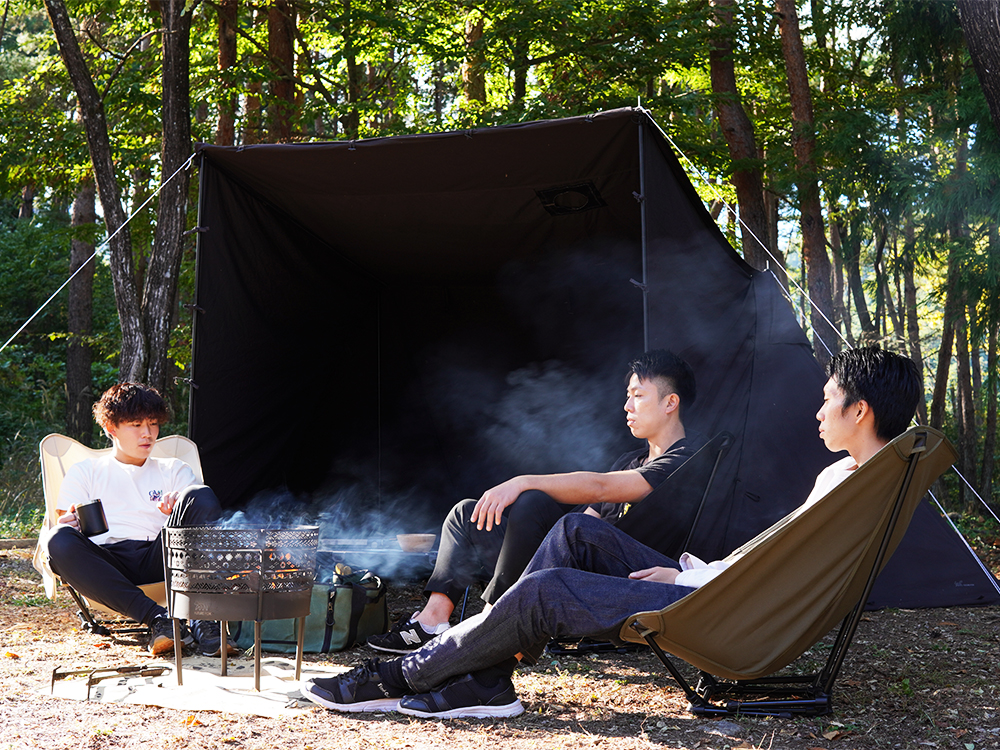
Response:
[163,525,319,689]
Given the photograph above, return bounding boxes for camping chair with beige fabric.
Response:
[620,426,957,718]
[32,433,203,637]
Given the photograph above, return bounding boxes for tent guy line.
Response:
[0,153,197,358]
[646,107,844,360]
[652,112,1000,538]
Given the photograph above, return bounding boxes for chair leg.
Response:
[295,615,305,681]
[634,623,834,718]
[172,619,184,686]
[66,586,110,636]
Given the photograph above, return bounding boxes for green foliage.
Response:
[1,0,999,527]
[0,208,120,533]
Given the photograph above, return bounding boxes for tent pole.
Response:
[187,151,207,438]
[638,114,650,352]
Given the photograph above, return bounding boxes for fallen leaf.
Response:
[93,642,110,650]
[823,730,846,740]
[183,716,204,727]
[4,652,19,659]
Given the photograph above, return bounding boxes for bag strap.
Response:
[321,585,337,652]
[321,581,377,651]
[344,583,370,648]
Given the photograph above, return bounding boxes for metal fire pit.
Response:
[163,525,319,689]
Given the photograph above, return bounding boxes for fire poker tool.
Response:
[51,664,171,701]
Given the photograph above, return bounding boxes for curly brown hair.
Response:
[92,382,170,431]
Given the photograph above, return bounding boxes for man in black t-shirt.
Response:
[369,350,702,654]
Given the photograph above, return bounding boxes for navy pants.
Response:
[42,485,221,626]
[402,513,696,692]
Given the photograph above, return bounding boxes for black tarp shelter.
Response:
[190,107,999,609]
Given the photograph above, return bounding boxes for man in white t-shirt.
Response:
[301,346,922,719]
[40,383,233,657]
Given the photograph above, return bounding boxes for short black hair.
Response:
[626,349,697,414]
[825,346,921,441]
[92,382,170,431]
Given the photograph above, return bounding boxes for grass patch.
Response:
[7,592,49,607]
[0,425,47,539]
[0,506,43,539]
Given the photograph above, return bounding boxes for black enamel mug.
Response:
[76,497,109,537]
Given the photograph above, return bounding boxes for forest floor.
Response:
[1,543,999,750]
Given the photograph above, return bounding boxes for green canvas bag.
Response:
[232,569,388,653]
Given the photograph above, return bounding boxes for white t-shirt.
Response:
[58,454,197,545]
[673,455,859,589]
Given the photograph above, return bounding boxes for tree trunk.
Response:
[18,183,34,219]
[982,318,997,506]
[956,308,978,509]
[130,167,153,294]
[216,0,238,146]
[512,39,528,107]
[268,0,295,142]
[844,222,875,340]
[67,177,95,444]
[709,0,781,281]
[901,217,927,423]
[828,206,847,339]
[142,0,193,396]
[244,6,265,144]
[462,12,486,103]
[970,302,983,395]
[957,0,1000,139]
[763,178,783,282]
[930,132,970,429]
[775,0,836,364]
[343,0,361,139]
[432,60,446,127]
[44,0,145,382]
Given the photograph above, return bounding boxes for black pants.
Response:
[424,490,582,607]
[42,485,221,626]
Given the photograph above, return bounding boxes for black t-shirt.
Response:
[589,434,703,521]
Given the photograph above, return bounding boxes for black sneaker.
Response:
[147,617,193,656]
[397,672,524,719]
[300,659,409,712]
[367,614,449,654]
[190,620,239,657]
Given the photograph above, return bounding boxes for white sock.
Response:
[411,614,450,635]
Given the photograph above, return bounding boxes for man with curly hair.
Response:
[40,382,233,657]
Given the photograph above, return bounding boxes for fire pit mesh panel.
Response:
[165,526,318,596]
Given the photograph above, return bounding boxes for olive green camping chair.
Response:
[620,426,957,717]
[33,433,203,637]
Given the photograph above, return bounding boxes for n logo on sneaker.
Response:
[400,629,423,646]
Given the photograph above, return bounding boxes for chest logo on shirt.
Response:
[149,490,163,504]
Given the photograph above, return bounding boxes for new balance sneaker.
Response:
[367,614,450,654]
[396,672,524,719]
[190,620,239,657]
[301,659,409,712]
[146,616,193,656]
